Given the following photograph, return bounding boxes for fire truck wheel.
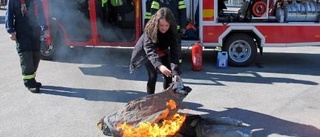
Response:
[40,41,55,60]
[223,33,257,67]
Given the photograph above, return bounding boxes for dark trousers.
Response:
[18,51,40,88]
[108,3,118,24]
[144,55,172,94]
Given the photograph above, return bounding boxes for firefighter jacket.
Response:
[150,0,187,31]
[5,0,47,53]
[102,0,107,6]
[144,0,152,25]
[102,0,123,7]
[130,32,181,76]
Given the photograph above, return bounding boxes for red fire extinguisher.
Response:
[191,42,203,71]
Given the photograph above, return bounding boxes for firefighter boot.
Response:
[35,80,42,88]
[28,87,40,93]
[24,79,40,93]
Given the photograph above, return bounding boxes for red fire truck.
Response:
[40,0,320,67]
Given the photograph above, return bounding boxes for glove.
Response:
[173,75,188,95]
[173,75,180,82]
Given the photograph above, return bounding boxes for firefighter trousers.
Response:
[18,51,41,88]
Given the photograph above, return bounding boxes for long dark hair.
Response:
[144,7,178,43]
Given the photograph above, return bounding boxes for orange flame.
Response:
[117,100,186,137]
[166,100,177,110]
[118,113,186,137]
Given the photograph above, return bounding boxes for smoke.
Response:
[48,0,136,62]
[50,0,92,41]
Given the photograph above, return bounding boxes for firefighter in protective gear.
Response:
[101,0,109,23]
[5,0,47,93]
[144,0,152,26]
[101,0,123,24]
[150,0,187,34]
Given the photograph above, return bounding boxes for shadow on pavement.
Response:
[180,69,318,86]
[181,102,320,137]
[0,15,4,24]
[49,47,320,86]
[179,50,319,86]
[40,85,146,103]
[78,64,148,81]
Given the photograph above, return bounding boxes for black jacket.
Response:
[5,0,47,53]
[130,32,181,75]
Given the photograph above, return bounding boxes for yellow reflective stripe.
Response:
[111,0,120,6]
[145,12,151,19]
[102,0,108,4]
[179,5,186,9]
[203,9,214,19]
[23,74,35,80]
[178,1,186,9]
[102,0,108,6]
[151,1,160,9]
[179,1,185,5]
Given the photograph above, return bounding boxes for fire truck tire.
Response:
[40,41,55,60]
[223,33,257,67]
[41,29,70,60]
[40,28,57,60]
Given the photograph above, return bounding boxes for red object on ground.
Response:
[191,42,203,71]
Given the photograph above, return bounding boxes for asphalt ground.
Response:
[1,9,320,137]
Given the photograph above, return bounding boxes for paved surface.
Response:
[1,9,320,137]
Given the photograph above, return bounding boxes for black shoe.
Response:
[28,87,40,93]
[36,82,42,88]
[147,87,155,94]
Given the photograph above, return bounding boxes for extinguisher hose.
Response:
[179,43,194,66]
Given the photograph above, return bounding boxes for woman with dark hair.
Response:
[130,7,181,94]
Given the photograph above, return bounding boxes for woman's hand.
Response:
[158,65,172,77]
